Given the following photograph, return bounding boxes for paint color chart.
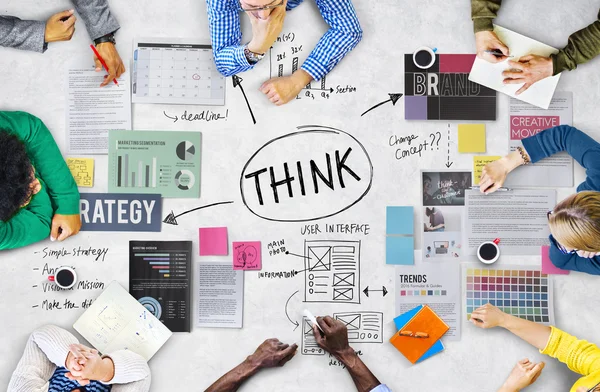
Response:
[462,265,555,325]
[400,290,447,296]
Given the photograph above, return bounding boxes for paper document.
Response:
[73,281,172,361]
[395,264,461,340]
[505,92,573,188]
[66,68,131,154]
[465,189,556,255]
[469,25,561,109]
[67,158,94,187]
[197,262,244,328]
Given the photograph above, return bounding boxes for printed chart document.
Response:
[505,92,573,188]
[129,241,192,332]
[465,189,556,255]
[66,68,131,154]
[395,264,461,341]
[469,25,561,109]
[197,262,244,328]
[74,281,172,360]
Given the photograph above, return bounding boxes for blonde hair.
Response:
[548,191,600,252]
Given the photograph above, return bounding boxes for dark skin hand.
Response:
[205,338,298,392]
[313,316,382,392]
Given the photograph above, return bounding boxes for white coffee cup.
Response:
[477,238,501,265]
[413,46,437,69]
[48,266,77,289]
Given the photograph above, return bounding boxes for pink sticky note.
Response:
[199,227,228,256]
[233,242,261,270]
[541,246,570,275]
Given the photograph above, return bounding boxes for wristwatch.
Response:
[244,45,264,65]
[94,32,116,46]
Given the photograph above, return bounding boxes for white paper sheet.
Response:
[73,281,172,361]
[469,25,561,109]
[66,68,132,154]
[196,262,244,328]
[464,189,556,255]
[395,264,461,341]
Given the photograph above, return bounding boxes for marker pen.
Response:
[303,309,324,333]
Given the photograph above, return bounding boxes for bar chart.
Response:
[116,154,157,188]
[132,251,190,279]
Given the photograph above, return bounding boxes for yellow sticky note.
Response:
[473,156,501,184]
[458,124,486,153]
[67,158,95,187]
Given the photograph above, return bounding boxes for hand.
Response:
[65,344,114,385]
[247,3,286,54]
[501,359,545,392]
[260,70,311,105]
[94,42,126,87]
[479,158,510,194]
[470,303,508,329]
[503,55,553,95]
[475,31,510,63]
[247,338,298,369]
[576,250,600,258]
[50,213,81,242]
[45,10,76,43]
[313,316,353,359]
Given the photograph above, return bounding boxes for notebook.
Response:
[389,304,449,364]
[393,305,444,363]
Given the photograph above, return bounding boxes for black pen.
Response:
[470,186,512,192]
[484,49,514,58]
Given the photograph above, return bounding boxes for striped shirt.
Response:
[49,367,112,392]
[205,0,362,80]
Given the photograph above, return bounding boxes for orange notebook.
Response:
[389,305,449,364]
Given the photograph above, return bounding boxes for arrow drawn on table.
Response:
[163,201,234,225]
[445,124,453,168]
[363,286,388,297]
[232,75,256,125]
[285,290,300,331]
[285,251,311,260]
[361,93,403,117]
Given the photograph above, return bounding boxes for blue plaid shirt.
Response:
[206,0,362,80]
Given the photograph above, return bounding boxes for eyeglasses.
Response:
[399,330,429,338]
[239,0,284,12]
[547,210,577,255]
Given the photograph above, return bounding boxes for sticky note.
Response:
[199,227,228,256]
[233,241,261,270]
[386,236,414,265]
[458,124,486,153]
[67,158,94,187]
[473,156,501,184]
[541,246,569,275]
[386,206,414,235]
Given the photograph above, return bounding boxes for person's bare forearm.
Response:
[337,348,381,392]
[501,314,551,351]
[205,358,260,392]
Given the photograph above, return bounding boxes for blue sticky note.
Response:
[393,305,445,363]
[386,206,414,235]
[386,236,414,265]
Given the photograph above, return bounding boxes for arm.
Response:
[0,16,46,52]
[0,187,53,250]
[205,0,254,77]
[300,0,362,82]
[205,339,298,392]
[471,0,502,33]
[548,236,600,275]
[551,9,600,74]
[541,326,600,376]
[71,0,120,41]
[102,351,151,392]
[314,316,383,392]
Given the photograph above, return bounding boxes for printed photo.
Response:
[423,171,472,206]
[423,207,461,233]
[423,231,462,260]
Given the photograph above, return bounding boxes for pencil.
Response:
[90,44,119,86]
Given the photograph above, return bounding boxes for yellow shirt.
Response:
[541,326,600,391]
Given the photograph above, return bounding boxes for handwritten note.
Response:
[67,158,94,187]
[473,156,501,184]
[458,124,486,153]
[233,242,261,270]
[199,227,228,256]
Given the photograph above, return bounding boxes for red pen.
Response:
[90,44,119,86]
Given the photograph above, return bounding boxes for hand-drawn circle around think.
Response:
[239,126,373,222]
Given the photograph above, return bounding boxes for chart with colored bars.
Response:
[400,290,447,297]
[463,265,554,325]
[108,130,202,198]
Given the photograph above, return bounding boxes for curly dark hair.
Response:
[0,131,35,222]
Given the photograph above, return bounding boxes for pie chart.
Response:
[176,141,195,161]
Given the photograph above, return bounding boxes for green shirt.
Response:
[0,111,79,250]
[471,0,600,75]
